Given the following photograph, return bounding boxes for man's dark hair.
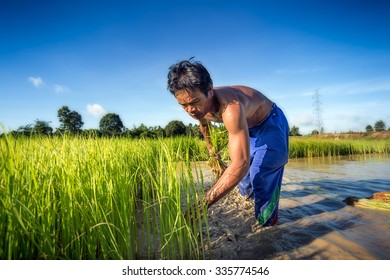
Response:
[167,58,213,96]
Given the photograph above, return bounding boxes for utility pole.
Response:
[313,89,324,134]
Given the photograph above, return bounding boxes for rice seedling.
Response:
[289,137,390,158]
[0,134,209,259]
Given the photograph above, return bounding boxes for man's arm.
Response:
[204,102,250,207]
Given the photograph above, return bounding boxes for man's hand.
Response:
[184,196,208,226]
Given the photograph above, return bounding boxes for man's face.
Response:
[175,89,212,120]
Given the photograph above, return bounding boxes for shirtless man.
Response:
[167,59,289,226]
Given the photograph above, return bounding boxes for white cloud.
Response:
[28,76,45,88]
[54,84,69,94]
[86,104,108,117]
[28,76,71,94]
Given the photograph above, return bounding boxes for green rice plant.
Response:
[289,137,390,158]
[138,137,208,259]
[0,134,209,259]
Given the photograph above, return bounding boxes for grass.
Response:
[0,135,209,259]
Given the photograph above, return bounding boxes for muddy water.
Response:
[204,154,390,260]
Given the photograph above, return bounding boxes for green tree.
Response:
[374,120,386,132]
[289,125,301,136]
[17,124,33,136]
[165,120,186,137]
[131,124,147,138]
[185,123,202,138]
[365,125,374,133]
[32,120,53,135]
[150,126,165,138]
[99,113,125,136]
[57,106,84,133]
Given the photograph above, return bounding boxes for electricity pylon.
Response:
[313,89,324,134]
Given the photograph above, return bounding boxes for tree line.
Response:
[2,106,202,138]
[289,120,388,136]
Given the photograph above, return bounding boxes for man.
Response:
[167,59,289,226]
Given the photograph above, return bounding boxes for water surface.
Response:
[206,154,390,259]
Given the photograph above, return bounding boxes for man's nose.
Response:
[186,106,196,113]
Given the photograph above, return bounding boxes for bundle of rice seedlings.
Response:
[207,124,228,178]
[344,192,390,211]
[371,191,390,201]
[208,154,227,178]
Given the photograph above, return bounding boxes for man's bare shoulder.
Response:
[214,85,273,128]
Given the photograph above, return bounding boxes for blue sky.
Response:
[1,0,389,134]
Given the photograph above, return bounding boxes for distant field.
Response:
[289,131,390,158]
[306,131,390,139]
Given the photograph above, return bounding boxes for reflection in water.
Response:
[276,154,390,259]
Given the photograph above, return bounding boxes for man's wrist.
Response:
[205,189,217,208]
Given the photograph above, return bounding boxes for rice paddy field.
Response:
[0,135,209,260]
[289,137,390,158]
[1,134,389,259]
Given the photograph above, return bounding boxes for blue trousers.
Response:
[238,104,289,226]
